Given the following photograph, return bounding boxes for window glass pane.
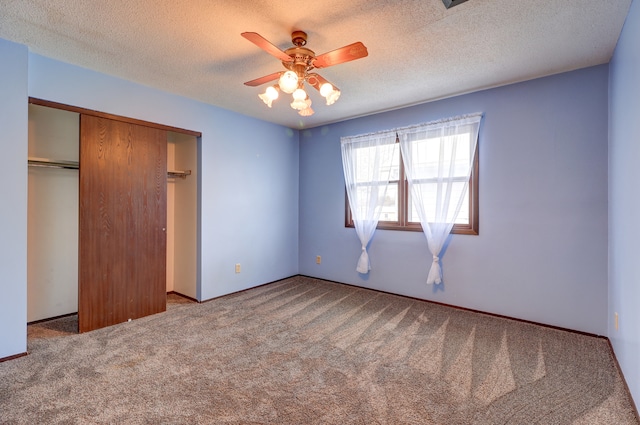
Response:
[408,182,469,224]
[354,183,398,222]
[354,144,399,183]
[379,184,398,222]
[409,134,471,180]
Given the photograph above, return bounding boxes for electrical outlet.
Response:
[235,263,241,273]
[615,312,619,331]
[316,255,321,265]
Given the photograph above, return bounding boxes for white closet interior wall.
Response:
[27,104,79,322]
[167,132,198,299]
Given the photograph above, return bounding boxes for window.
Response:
[345,135,479,235]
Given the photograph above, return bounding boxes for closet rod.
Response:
[29,157,192,179]
[28,158,78,170]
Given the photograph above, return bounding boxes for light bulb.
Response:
[320,82,334,97]
[265,85,279,100]
[278,71,298,94]
[292,88,307,101]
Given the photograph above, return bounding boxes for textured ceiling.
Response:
[0,0,632,129]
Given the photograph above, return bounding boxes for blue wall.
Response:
[299,65,610,335]
[24,54,298,300]
[609,0,640,405]
[0,39,29,359]
[27,53,300,302]
[1,43,301,359]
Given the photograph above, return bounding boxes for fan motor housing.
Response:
[291,30,308,46]
[283,46,316,72]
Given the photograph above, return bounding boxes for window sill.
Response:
[346,222,478,235]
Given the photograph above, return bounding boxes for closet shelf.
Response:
[168,170,192,179]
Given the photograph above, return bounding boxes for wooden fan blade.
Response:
[241,32,292,62]
[244,72,282,87]
[306,73,336,92]
[244,72,281,87]
[312,42,368,69]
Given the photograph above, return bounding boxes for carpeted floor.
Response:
[1,276,638,424]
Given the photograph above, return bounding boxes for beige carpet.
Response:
[1,276,638,424]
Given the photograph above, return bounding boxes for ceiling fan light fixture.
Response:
[290,88,309,110]
[258,92,273,107]
[258,85,279,107]
[291,99,308,110]
[279,71,299,94]
[319,82,334,97]
[266,85,279,99]
[325,88,341,106]
[292,88,307,100]
[243,31,368,116]
[299,98,314,116]
[299,106,314,116]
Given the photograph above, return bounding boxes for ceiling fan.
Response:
[242,31,368,116]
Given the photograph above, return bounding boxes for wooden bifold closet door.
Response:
[79,115,167,333]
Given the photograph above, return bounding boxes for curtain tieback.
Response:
[362,246,367,252]
[432,255,439,263]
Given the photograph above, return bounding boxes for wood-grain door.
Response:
[79,115,167,333]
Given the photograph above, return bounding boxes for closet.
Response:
[27,101,199,331]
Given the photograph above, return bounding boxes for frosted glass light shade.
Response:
[258,85,279,107]
[259,92,274,107]
[265,86,279,100]
[320,83,334,97]
[298,98,314,116]
[299,106,314,116]
[290,98,308,110]
[292,88,307,101]
[279,71,298,94]
[325,88,341,105]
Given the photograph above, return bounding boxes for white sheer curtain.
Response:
[399,113,482,284]
[341,131,398,273]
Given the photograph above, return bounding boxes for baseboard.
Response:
[182,273,607,341]
[167,291,199,303]
[297,274,605,339]
[27,293,196,324]
[28,312,78,326]
[0,352,28,363]
[606,339,640,420]
[198,275,299,304]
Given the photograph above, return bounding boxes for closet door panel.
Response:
[79,115,167,333]
[126,121,168,319]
